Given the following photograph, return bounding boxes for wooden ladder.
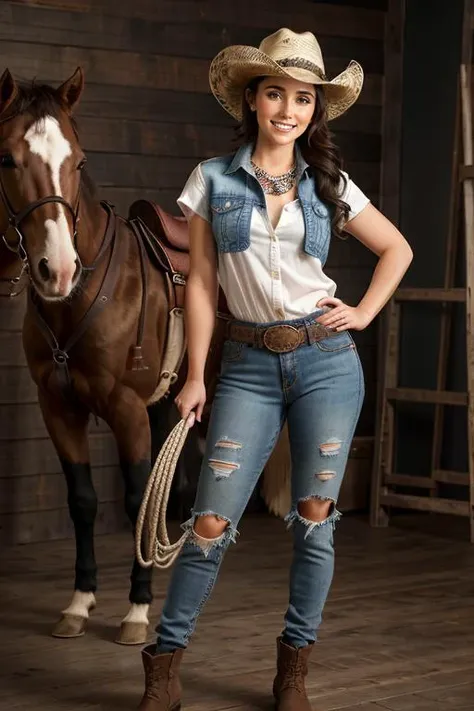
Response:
[370,1,474,541]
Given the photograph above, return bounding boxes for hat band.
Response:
[275,57,326,81]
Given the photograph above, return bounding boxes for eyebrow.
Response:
[264,84,315,98]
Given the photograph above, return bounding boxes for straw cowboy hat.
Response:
[209,28,364,122]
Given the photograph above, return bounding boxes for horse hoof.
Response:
[52,613,87,638]
[115,621,148,645]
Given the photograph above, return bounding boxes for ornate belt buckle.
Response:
[263,325,301,353]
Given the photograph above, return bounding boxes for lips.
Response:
[271,120,297,132]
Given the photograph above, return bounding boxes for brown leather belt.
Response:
[227,321,340,353]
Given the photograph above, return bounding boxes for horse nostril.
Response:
[73,257,82,281]
[38,257,50,282]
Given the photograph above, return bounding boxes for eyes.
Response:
[266,90,312,105]
[0,154,16,169]
[0,154,87,170]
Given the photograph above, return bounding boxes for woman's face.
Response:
[246,76,316,147]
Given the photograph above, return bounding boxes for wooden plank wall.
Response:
[0,0,387,544]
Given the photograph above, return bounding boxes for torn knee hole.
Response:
[285,496,341,540]
[297,497,334,523]
[183,513,238,556]
[285,497,341,536]
[193,514,229,539]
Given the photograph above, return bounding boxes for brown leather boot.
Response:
[138,644,184,711]
[272,637,314,711]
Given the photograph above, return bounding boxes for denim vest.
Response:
[200,143,332,265]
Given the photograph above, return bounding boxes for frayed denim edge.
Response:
[285,498,342,539]
[180,510,239,557]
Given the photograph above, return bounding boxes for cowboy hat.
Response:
[209,28,364,122]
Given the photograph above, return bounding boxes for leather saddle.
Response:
[128,199,229,315]
[128,200,190,286]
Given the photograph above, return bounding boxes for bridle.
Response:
[0,105,130,400]
[0,109,81,297]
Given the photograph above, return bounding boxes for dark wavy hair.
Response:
[235,77,350,237]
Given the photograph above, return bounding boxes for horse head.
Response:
[0,67,86,300]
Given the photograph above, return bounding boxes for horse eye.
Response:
[77,157,87,171]
[0,154,16,169]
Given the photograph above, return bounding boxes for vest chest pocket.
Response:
[210,197,246,252]
[308,200,331,261]
[312,201,330,219]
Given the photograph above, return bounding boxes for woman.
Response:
[138,28,412,711]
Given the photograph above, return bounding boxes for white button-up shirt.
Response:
[178,164,370,323]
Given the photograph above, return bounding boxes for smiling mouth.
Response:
[271,121,297,132]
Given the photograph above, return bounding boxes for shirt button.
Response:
[225,200,231,208]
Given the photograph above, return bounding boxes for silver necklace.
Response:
[251,160,297,196]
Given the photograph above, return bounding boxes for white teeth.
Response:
[272,121,295,131]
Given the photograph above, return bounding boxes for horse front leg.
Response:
[105,386,153,645]
[37,391,97,639]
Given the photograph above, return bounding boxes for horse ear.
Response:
[0,69,18,117]
[57,67,84,113]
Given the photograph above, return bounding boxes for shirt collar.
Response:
[224,142,310,181]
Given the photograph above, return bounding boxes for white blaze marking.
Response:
[24,116,77,294]
[25,116,71,196]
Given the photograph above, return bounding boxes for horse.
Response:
[0,65,292,645]
[0,65,228,645]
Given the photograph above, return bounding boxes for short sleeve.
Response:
[177,163,211,222]
[339,170,370,222]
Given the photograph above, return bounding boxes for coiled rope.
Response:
[135,414,194,569]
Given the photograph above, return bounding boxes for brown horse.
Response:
[0,66,291,646]
[0,66,222,644]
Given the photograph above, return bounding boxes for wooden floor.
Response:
[1,513,473,711]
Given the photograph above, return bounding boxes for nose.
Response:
[36,255,82,297]
[280,99,293,119]
[38,256,82,283]
[38,257,50,282]
[73,257,82,281]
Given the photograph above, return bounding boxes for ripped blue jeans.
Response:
[156,310,364,652]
